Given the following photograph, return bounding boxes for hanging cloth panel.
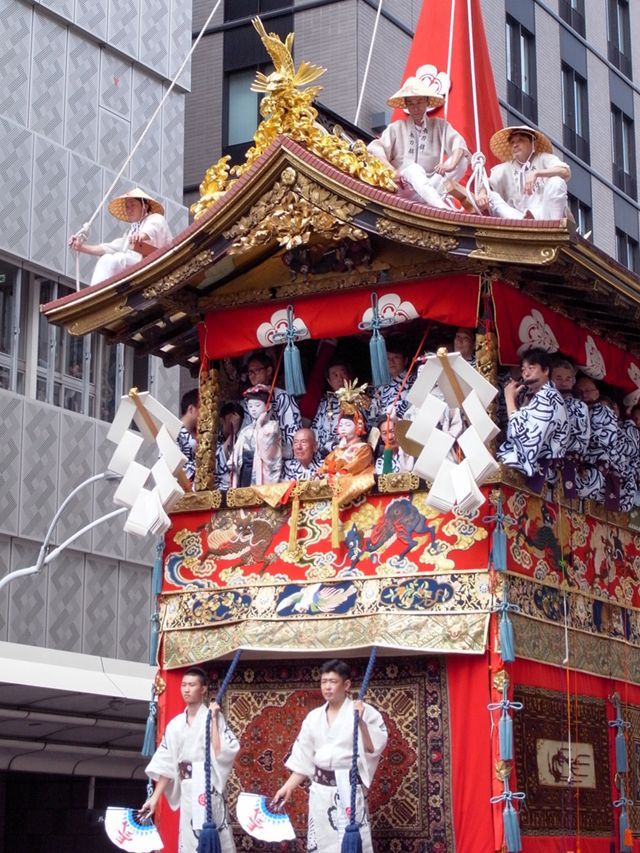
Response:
[200,275,481,361]
[491,279,640,399]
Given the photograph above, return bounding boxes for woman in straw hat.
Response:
[69,187,172,285]
[476,125,570,220]
[367,75,469,209]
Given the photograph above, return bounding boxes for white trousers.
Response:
[400,157,468,208]
[90,250,143,285]
[488,176,568,220]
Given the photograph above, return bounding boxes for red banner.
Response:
[492,279,640,399]
[201,276,481,360]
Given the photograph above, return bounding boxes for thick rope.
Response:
[348,648,378,827]
[71,0,224,289]
[354,0,384,126]
[438,0,457,164]
[465,0,481,155]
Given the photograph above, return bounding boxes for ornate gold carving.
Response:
[223,168,366,254]
[143,250,217,299]
[154,673,166,695]
[377,472,420,493]
[471,237,558,265]
[191,18,396,220]
[376,219,459,252]
[296,479,334,501]
[194,367,219,492]
[68,298,132,335]
[171,490,222,512]
[476,329,498,387]
[493,669,510,692]
[226,487,265,508]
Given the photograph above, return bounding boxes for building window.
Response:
[568,194,592,238]
[226,68,261,148]
[506,16,538,122]
[0,262,26,394]
[224,0,293,22]
[608,0,632,78]
[561,64,590,163]
[616,228,639,273]
[559,0,586,37]
[611,106,637,199]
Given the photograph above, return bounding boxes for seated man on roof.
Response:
[69,188,172,285]
[284,428,323,480]
[367,75,469,210]
[497,347,569,491]
[476,126,570,220]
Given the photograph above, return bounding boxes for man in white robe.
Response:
[368,76,469,209]
[498,348,569,491]
[272,660,387,853]
[476,126,570,220]
[69,187,172,285]
[142,667,239,853]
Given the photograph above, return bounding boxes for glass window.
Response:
[559,0,586,37]
[0,260,26,393]
[616,228,639,273]
[226,68,261,147]
[506,16,538,122]
[608,0,632,78]
[611,106,637,199]
[568,194,592,238]
[561,64,590,163]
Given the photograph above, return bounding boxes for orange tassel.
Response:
[624,827,633,846]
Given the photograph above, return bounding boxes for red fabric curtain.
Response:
[201,275,481,361]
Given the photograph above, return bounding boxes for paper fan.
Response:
[236,792,296,841]
[104,807,164,851]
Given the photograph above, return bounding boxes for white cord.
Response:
[72,0,224,288]
[439,0,457,164]
[466,0,481,154]
[354,0,384,126]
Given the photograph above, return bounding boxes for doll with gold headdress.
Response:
[316,381,374,477]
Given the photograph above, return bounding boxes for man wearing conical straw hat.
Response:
[69,187,172,285]
[368,74,469,209]
[476,125,570,220]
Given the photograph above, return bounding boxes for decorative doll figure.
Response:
[232,386,282,487]
[317,381,374,477]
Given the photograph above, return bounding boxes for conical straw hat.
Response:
[108,187,165,221]
[489,125,553,162]
[387,76,445,110]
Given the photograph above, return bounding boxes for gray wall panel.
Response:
[169,0,191,88]
[98,108,131,175]
[46,549,84,651]
[66,154,104,279]
[100,171,134,244]
[40,0,74,21]
[0,119,33,258]
[65,32,100,161]
[107,0,139,59]
[139,0,169,76]
[30,136,69,273]
[0,536,10,640]
[30,11,67,143]
[130,70,163,194]
[0,0,32,126]
[161,89,184,202]
[0,392,24,537]
[56,412,96,549]
[7,539,45,646]
[100,52,132,119]
[116,562,151,662]
[83,554,118,656]
[18,400,61,541]
[75,0,107,41]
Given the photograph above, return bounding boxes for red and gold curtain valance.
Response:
[200,275,481,360]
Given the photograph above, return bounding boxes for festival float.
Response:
[43,1,640,851]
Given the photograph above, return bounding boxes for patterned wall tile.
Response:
[107,0,139,59]
[100,50,132,118]
[91,420,126,559]
[56,412,96,550]
[18,400,60,541]
[46,549,84,651]
[139,0,169,76]
[66,153,104,280]
[30,136,69,273]
[29,11,66,143]
[0,0,32,125]
[100,170,134,244]
[7,539,46,647]
[65,32,100,160]
[116,562,151,662]
[0,392,24,537]
[40,0,74,22]
[83,554,118,656]
[163,197,188,241]
[0,535,10,641]
[169,0,191,88]
[0,118,33,258]
[98,107,130,174]
[161,89,185,202]
[75,0,107,40]
[130,70,163,194]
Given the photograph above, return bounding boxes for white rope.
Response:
[354,0,384,126]
[466,0,481,154]
[71,0,224,289]
[438,0,457,164]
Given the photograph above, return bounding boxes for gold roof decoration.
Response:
[191,18,397,221]
[333,379,371,415]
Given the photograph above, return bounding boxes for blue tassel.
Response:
[499,712,513,761]
[616,730,629,773]
[197,823,222,853]
[341,823,363,853]
[141,695,157,757]
[499,610,516,663]
[149,613,160,666]
[369,331,391,387]
[503,803,522,852]
[284,340,306,396]
[152,538,164,596]
[491,521,507,571]
[620,809,632,852]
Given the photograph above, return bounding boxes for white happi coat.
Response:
[368,117,468,179]
[91,213,172,285]
[146,704,239,853]
[286,698,388,853]
[371,371,416,421]
[312,393,342,457]
[497,382,569,480]
[617,419,640,511]
[487,152,570,220]
[576,402,619,502]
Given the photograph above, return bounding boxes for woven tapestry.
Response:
[513,686,611,836]
[220,656,452,852]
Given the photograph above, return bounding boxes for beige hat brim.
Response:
[490,125,553,161]
[108,188,165,221]
[387,93,445,110]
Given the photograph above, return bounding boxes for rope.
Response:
[354,0,384,126]
[70,0,224,289]
[465,0,481,155]
[348,648,378,828]
[391,328,429,409]
[438,0,457,164]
